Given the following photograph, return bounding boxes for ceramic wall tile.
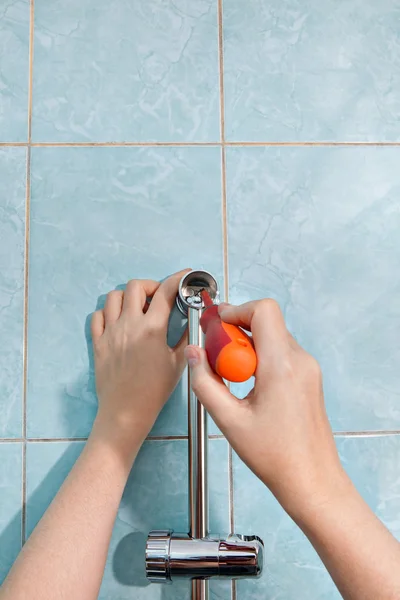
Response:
[0,443,22,584]
[226,146,400,432]
[27,146,223,438]
[223,0,400,142]
[32,0,220,143]
[0,0,29,141]
[233,435,400,600]
[26,438,230,599]
[0,148,25,438]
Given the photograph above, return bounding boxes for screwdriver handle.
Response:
[200,304,257,383]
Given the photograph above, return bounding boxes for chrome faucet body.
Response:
[145,271,264,600]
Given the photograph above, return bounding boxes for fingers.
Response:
[148,269,191,325]
[91,310,105,341]
[104,290,124,326]
[123,279,160,316]
[219,299,288,356]
[184,346,243,431]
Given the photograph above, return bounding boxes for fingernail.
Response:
[185,346,199,367]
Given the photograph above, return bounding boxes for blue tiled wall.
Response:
[1,1,400,599]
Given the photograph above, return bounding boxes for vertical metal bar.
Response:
[192,579,208,599]
[188,306,209,600]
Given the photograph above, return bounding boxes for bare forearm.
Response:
[1,422,139,600]
[294,473,400,600]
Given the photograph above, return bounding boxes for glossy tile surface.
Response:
[227,146,400,432]
[26,438,230,599]
[2,0,400,597]
[32,0,219,142]
[27,146,223,438]
[0,0,29,141]
[0,443,22,584]
[234,435,400,600]
[223,0,400,142]
[0,148,25,438]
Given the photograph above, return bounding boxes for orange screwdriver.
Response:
[200,290,257,383]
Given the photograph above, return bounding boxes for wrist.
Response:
[90,412,144,471]
[287,467,354,528]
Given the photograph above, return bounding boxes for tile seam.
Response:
[0,434,228,443]
[24,435,190,442]
[21,0,34,544]
[22,146,30,442]
[145,435,188,441]
[333,430,400,437]
[221,146,228,300]
[225,141,400,146]
[21,144,31,545]
[218,0,235,568]
[30,142,221,147]
[21,442,26,544]
[2,141,400,147]
[228,445,234,532]
[2,430,398,443]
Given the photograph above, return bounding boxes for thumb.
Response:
[184,345,241,430]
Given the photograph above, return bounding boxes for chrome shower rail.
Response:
[145,270,264,600]
[188,305,208,541]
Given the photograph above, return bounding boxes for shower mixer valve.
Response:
[145,270,264,598]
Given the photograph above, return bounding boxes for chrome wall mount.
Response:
[145,270,264,599]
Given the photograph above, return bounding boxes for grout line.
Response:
[27,435,186,443]
[22,146,31,442]
[221,146,228,299]
[0,142,27,147]
[0,434,228,443]
[146,435,188,441]
[225,141,400,147]
[333,430,400,437]
[21,144,31,544]
[228,444,235,533]
[30,141,221,147]
[3,430,397,444]
[217,0,225,143]
[21,442,26,544]
[1,141,400,148]
[219,38,237,584]
[20,0,34,546]
[27,437,88,443]
[218,6,235,546]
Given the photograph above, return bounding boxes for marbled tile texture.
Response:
[32,0,220,142]
[1,0,400,598]
[0,0,29,141]
[227,146,400,432]
[234,436,400,600]
[26,439,230,599]
[0,148,25,438]
[223,0,400,142]
[27,146,223,438]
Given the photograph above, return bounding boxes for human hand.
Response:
[90,269,189,460]
[185,299,346,520]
